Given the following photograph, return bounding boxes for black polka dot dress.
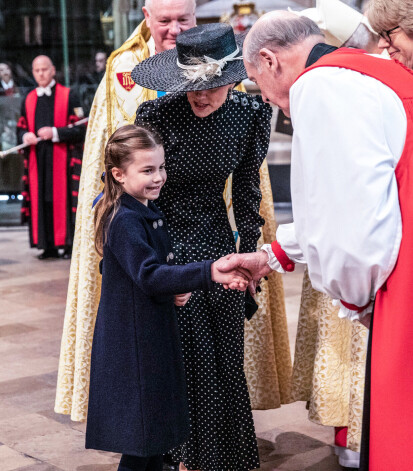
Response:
[135,90,272,471]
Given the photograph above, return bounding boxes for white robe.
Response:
[267,57,407,320]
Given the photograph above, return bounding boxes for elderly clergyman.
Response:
[219,9,413,471]
[287,1,382,467]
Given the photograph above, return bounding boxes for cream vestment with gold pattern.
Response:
[291,268,368,451]
[55,20,291,421]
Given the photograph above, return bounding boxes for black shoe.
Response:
[61,248,72,259]
[38,249,59,260]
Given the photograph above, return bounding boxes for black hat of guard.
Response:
[131,23,247,92]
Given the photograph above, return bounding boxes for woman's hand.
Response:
[174,292,192,306]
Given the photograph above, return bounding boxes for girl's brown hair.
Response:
[94,124,163,256]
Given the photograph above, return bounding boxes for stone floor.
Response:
[0,226,346,471]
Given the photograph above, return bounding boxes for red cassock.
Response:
[302,50,413,470]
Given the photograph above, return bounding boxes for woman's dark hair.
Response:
[94,124,163,256]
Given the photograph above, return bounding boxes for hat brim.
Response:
[131,35,247,92]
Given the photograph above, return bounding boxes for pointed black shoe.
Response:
[38,249,59,260]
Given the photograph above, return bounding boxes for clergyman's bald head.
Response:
[32,55,54,68]
[243,10,325,116]
[144,0,196,14]
[32,55,56,88]
[244,10,324,68]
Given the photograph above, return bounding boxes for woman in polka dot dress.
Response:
[132,24,272,471]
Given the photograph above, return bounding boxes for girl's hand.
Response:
[174,293,192,306]
[211,259,251,291]
[225,277,249,291]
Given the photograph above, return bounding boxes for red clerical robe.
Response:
[17,83,85,249]
[302,50,413,471]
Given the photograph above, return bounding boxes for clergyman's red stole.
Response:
[25,84,70,247]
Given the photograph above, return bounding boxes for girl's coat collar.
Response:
[120,192,164,221]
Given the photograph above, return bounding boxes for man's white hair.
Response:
[244,12,324,68]
[145,0,196,13]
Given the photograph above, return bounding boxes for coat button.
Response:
[153,221,158,229]
[233,95,240,103]
[241,97,249,106]
[158,219,163,227]
[252,100,260,110]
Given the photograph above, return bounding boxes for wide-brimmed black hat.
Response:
[131,23,247,92]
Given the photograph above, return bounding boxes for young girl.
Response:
[85,125,248,471]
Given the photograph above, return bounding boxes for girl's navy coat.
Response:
[86,193,213,456]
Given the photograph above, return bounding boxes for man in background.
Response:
[17,55,86,259]
[0,62,18,96]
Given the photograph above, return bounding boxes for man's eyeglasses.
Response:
[379,26,400,43]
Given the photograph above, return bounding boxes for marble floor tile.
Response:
[5,385,58,414]
[0,444,38,470]
[15,464,63,471]
[0,375,50,397]
[12,429,119,470]
[0,413,69,445]
[0,323,38,338]
[0,355,58,382]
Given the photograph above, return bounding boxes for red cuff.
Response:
[340,300,371,313]
[271,240,295,272]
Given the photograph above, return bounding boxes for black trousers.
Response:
[118,454,163,471]
[359,310,374,471]
[44,201,55,250]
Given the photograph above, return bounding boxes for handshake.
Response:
[174,251,274,307]
[210,251,273,292]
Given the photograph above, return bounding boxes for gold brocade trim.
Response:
[114,94,139,125]
[106,20,155,136]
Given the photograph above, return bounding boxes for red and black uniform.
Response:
[17,83,85,251]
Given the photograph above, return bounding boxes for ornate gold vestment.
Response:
[291,269,368,451]
[55,21,291,421]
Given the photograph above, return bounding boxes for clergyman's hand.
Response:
[214,251,272,281]
[248,280,257,297]
[23,132,38,146]
[211,258,250,291]
[358,312,372,329]
[37,126,54,140]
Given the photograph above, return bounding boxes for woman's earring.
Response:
[229,88,234,100]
